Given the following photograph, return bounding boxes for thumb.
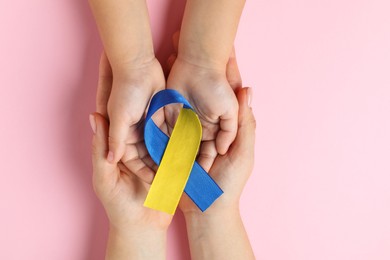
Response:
[238,87,255,128]
[229,87,256,158]
[106,84,147,163]
[90,113,119,197]
[90,113,113,168]
[107,116,131,163]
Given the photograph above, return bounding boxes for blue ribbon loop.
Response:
[144,89,223,211]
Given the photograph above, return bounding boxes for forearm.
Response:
[179,0,246,69]
[106,225,167,260]
[184,208,255,260]
[89,0,154,72]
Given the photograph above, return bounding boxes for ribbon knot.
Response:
[143,89,223,214]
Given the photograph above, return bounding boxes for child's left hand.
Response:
[166,32,243,173]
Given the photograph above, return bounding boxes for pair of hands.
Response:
[101,32,239,165]
[90,34,255,259]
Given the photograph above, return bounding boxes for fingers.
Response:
[229,87,256,158]
[90,113,109,161]
[106,84,146,163]
[164,103,182,135]
[96,52,113,118]
[90,112,156,185]
[107,115,139,163]
[151,107,169,135]
[90,113,116,173]
[216,102,239,155]
[121,141,156,184]
[97,52,130,164]
[238,87,255,128]
[197,140,218,172]
[216,46,241,154]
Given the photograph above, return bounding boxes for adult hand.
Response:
[178,86,255,215]
[90,112,171,259]
[180,87,256,260]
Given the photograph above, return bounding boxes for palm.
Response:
[166,32,242,170]
[167,61,235,141]
[178,143,251,213]
[97,162,172,229]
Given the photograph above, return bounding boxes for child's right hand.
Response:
[96,52,165,166]
[89,0,166,165]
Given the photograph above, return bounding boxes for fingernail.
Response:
[107,151,114,163]
[89,114,96,134]
[247,87,253,108]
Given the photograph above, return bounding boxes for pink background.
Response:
[1,0,389,259]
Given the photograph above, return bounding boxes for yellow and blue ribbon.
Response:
[143,89,223,214]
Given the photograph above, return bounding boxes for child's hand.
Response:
[167,58,238,156]
[166,32,243,172]
[96,52,165,164]
[89,0,166,165]
[165,0,245,158]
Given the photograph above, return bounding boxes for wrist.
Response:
[183,204,254,260]
[109,57,164,93]
[183,205,240,229]
[109,222,168,235]
[107,224,167,260]
[111,53,157,75]
[170,56,227,83]
[183,207,244,259]
[176,50,227,72]
[109,217,170,237]
[177,0,243,71]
